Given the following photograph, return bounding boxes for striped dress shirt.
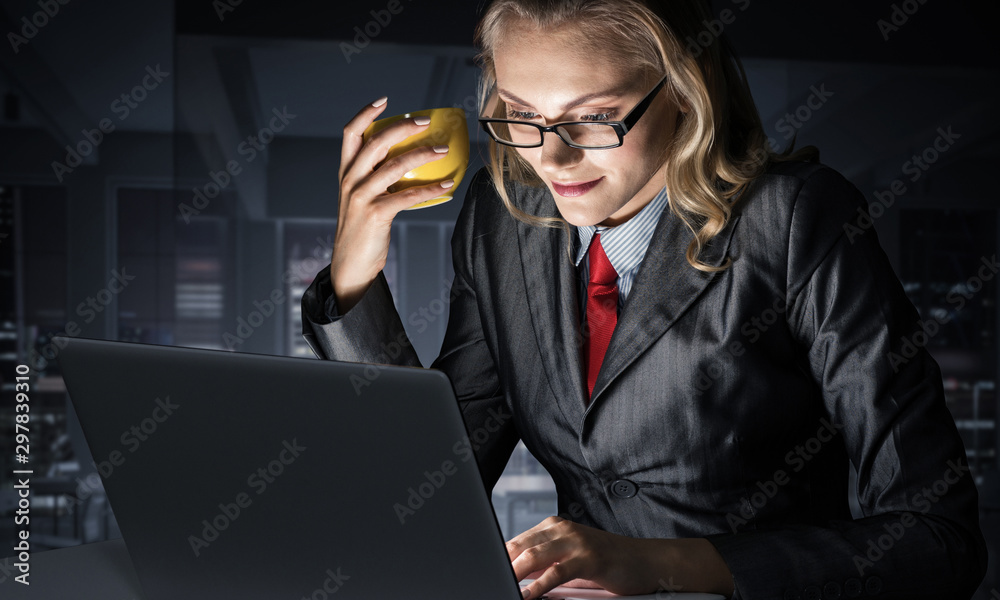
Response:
[573,186,671,317]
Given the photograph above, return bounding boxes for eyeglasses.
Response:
[478,75,668,150]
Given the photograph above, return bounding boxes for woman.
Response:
[301,0,987,598]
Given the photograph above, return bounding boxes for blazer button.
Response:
[844,578,862,597]
[783,590,802,600]
[864,576,882,595]
[823,581,842,599]
[610,479,637,498]
[803,585,822,600]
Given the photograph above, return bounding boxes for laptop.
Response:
[57,337,723,600]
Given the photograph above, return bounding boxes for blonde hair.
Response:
[473,0,817,272]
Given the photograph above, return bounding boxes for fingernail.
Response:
[440,179,455,189]
[433,145,449,153]
[372,96,388,107]
[413,116,431,126]
[521,587,531,599]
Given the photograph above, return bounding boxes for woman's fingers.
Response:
[507,518,575,580]
[505,517,555,561]
[343,107,427,179]
[353,144,450,206]
[511,538,564,580]
[344,116,442,192]
[340,97,389,183]
[520,559,586,600]
[506,517,616,599]
[339,99,454,211]
[375,178,456,217]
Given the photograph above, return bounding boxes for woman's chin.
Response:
[553,204,607,228]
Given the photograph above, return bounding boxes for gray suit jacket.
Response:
[301,161,986,599]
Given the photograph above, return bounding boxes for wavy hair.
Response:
[473,0,817,272]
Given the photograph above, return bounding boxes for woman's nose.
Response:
[539,131,584,173]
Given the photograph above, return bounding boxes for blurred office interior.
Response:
[0,0,997,595]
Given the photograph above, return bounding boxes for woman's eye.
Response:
[506,109,538,120]
[504,109,617,122]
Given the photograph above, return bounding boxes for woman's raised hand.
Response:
[330,97,453,312]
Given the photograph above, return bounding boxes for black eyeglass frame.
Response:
[478,75,669,150]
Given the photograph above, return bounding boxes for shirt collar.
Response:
[573,186,670,273]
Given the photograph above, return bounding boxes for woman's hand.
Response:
[508,516,735,599]
[331,97,453,312]
[508,516,654,598]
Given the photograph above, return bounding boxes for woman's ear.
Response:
[676,91,692,114]
[667,83,691,114]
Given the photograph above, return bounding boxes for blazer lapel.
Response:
[515,184,589,426]
[513,180,741,426]
[586,202,741,415]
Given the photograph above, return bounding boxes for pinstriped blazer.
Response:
[301,160,986,599]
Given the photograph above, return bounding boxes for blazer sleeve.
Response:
[706,166,988,599]
[300,168,520,492]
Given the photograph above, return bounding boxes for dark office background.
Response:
[0,0,997,595]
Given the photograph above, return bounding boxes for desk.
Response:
[0,539,724,600]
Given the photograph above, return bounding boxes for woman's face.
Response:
[492,24,682,227]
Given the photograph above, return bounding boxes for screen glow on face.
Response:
[492,30,680,227]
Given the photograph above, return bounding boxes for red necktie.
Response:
[584,233,618,400]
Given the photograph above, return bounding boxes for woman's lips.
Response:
[552,177,602,197]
